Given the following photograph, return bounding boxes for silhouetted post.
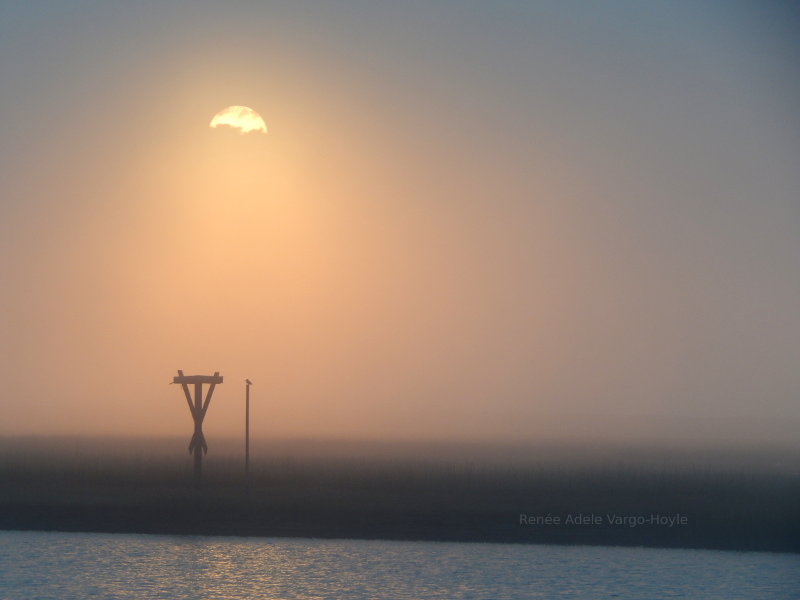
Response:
[245,379,253,475]
[172,370,223,483]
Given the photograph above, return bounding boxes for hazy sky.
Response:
[1,1,798,444]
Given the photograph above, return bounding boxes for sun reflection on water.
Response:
[1,531,798,600]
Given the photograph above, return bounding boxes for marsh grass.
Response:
[1,436,798,552]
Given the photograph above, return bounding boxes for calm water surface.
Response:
[0,530,798,599]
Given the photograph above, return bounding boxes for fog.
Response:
[1,2,798,446]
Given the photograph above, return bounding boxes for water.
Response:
[0,531,798,599]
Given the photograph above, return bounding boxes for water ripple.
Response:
[0,531,798,599]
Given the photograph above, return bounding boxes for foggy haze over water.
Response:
[0,2,798,446]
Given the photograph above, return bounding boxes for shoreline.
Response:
[3,440,798,555]
[3,522,798,556]
[2,484,798,555]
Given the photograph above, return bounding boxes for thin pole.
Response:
[245,380,251,475]
[194,382,203,482]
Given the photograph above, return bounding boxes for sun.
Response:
[209,105,267,134]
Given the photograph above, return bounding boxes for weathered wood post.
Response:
[173,370,223,482]
[245,379,253,475]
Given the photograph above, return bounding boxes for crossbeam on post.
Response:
[172,370,223,482]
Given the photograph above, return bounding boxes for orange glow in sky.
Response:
[0,3,798,445]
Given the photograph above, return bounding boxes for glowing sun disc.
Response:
[209,105,267,134]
